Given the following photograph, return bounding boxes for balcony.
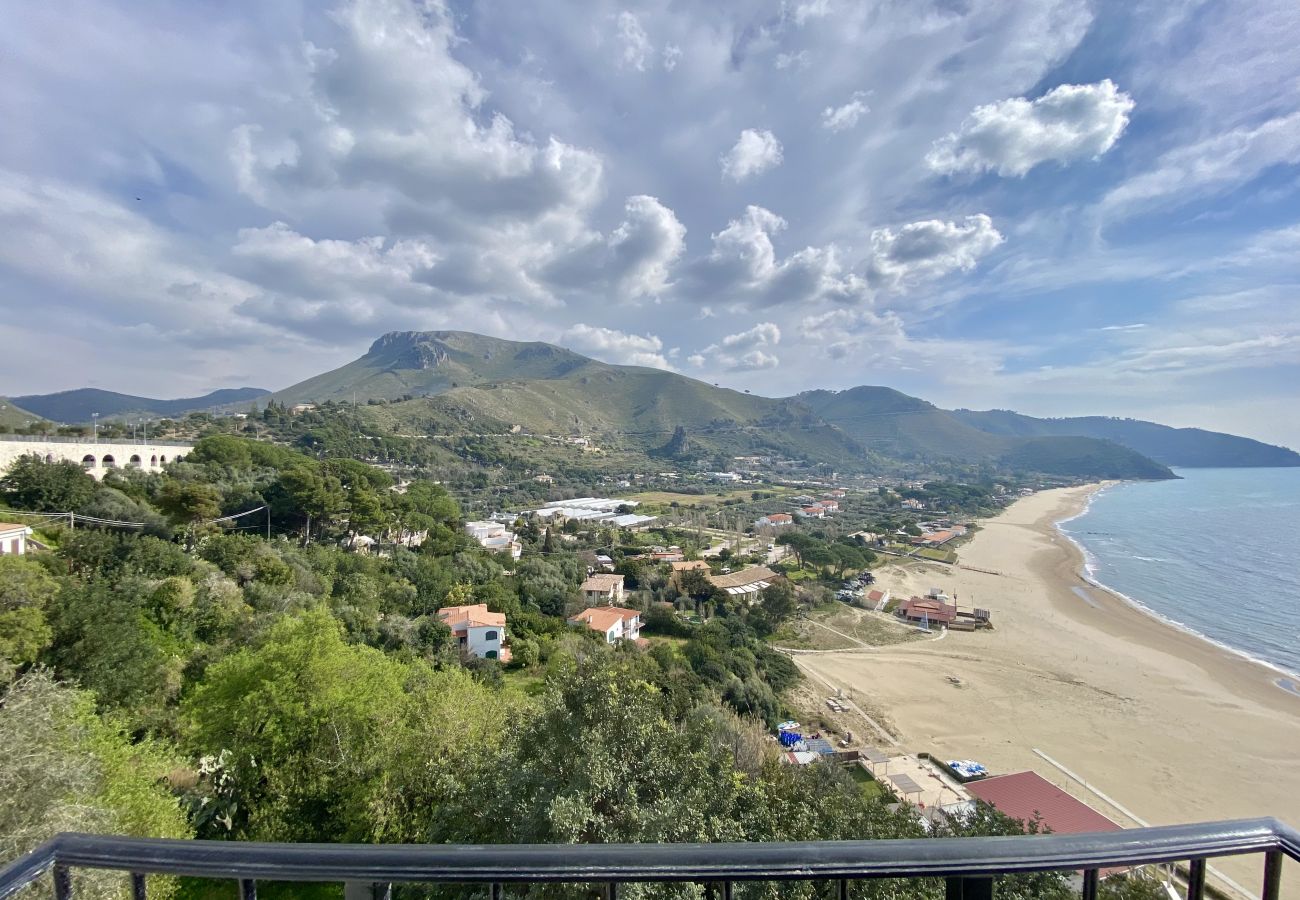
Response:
[1,818,1296,900]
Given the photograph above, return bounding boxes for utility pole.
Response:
[91,412,99,442]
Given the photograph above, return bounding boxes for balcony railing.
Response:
[1,818,1296,900]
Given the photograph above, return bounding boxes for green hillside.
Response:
[270,331,596,405]
[952,409,1300,467]
[12,387,269,423]
[997,436,1176,480]
[0,397,48,429]
[794,387,1010,462]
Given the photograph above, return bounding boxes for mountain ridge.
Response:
[11,387,270,424]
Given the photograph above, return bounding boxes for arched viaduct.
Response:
[0,437,194,481]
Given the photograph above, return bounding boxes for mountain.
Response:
[952,409,1300,468]
[995,436,1178,480]
[270,331,595,405]
[11,387,270,424]
[0,397,48,429]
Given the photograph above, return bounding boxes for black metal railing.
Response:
[1,818,1296,900]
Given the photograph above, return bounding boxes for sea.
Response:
[1057,467,1300,681]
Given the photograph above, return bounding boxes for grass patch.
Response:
[845,764,888,801]
[807,603,924,646]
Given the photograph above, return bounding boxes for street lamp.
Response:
[92,412,99,442]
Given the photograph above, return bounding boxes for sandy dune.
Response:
[798,486,1300,896]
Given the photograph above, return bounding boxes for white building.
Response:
[568,606,642,644]
[465,520,523,560]
[580,573,625,605]
[0,523,33,556]
[437,603,511,662]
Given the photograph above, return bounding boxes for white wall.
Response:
[466,623,505,659]
[0,439,193,481]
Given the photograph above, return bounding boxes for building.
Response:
[800,506,826,519]
[708,566,779,603]
[897,596,957,627]
[669,559,710,588]
[0,522,33,555]
[824,489,847,499]
[754,513,793,528]
[864,589,890,611]
[568,605,642,643]
[290,403,317,414]
[465,520,523,560]
[815,500,839,513]
[437,603,510,661]
[901,498,926,510]
[966,771,1122,840]
[580,573,625,604]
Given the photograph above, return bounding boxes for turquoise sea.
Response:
[1057,467,1300,679]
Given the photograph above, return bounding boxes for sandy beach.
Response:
[799,485,1300,896]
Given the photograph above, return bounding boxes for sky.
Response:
[2,0,1298,448]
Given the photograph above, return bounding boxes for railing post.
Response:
[239,879,257,900]
[1262,851,1283,900]
[490,884,502,900]
[839,877,850,900]
[345,883,391,900]
[604,882,618,900]
[132,873,147,900]
[946,876,993,900]
[1186,859,1206,900]
[52,865,71,900]
[1082,868,1098,900]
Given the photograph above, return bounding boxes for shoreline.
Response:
[798,485,1300,898]
[1051,482,1300,689]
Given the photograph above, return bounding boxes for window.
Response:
[485,650,497,659]
[484,630,498,641]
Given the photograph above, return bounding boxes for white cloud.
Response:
[721,129,784,181]
[543,194,686,299]
[1101,111,1300,216]
[822,92,869,132]
[686,206,870,306]
[662,44,682,71]
[774,50,809,70]
[563,324,672,369]
[792,0,832,26]
[616,11,653,71]
[866,214,1005,291]
[927,80,1135,177]
[692,321,782,371]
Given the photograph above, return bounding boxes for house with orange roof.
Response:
[800,506,826,518]
[580,573,625,604]
[437,603,511,662]
[815,499,839,513]
[754,512,793,528]
[568,605,642,644]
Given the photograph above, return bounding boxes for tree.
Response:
[752,579,796,635]
[0,454,96,512]
[0,673,191,899]
[277,463,345,541]
[0,556,58,669]
[157,480,222,534]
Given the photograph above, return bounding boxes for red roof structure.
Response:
[898,596,957,625]
[966,771,1121,835]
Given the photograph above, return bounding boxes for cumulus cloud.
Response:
[234,0,605,235]
[927,80,1135,177]
[774,50,809,70]
[721,129,784,181]
[691,321,782,371]
[616,11,653,71]
[563,324,673,369]
[662,44,682,71]
[686,206,870,306]
[822,92,869,132]
[866,214,1005,291]
[792,0,832,26]
[543,195,686,299]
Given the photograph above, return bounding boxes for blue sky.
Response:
[2,0,1297,447]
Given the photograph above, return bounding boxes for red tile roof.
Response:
[966,771,1121,836]
[569,605,640,633]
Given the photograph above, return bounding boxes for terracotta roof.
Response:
[670,560,710,572]
[866,590,886,602]
[967,771,1121,836]
[569,605,640,633]
[580,573,625,592]
[0,523,32,534]
[767,513,793,522]
[708,566,778,590]
[899,596,956,624]
[437,603,507,631]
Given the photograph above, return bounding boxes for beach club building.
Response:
[897,596,957,628]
